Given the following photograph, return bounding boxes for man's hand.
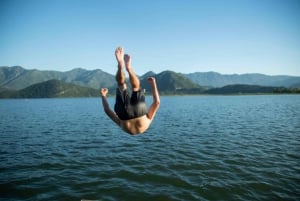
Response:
[100,88,108,97]
[147,77,156,86]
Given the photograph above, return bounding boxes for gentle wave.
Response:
[1,96,300,201]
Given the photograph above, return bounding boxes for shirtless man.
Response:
[100,47,160,135]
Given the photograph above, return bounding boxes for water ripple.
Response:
[1,96,300,201]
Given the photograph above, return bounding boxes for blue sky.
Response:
[1,0,300,76]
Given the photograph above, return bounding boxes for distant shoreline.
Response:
[1,93,300,100]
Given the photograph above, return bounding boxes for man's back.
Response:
[120,115,151,135]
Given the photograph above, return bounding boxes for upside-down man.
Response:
[100,47,160,135]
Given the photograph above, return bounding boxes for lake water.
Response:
[0,95,299,201]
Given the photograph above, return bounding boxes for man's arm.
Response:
[146,77,160,121]
[100,88,121,126]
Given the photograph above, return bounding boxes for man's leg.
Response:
[124,54,140,91]
[115,47,126,90]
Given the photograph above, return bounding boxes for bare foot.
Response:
[124,54,132,71]
[115,47,124,68]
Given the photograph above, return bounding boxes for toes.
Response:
[115,47,123,53]
[118,47,123,53]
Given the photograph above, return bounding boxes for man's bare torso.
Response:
[120,115,151,135]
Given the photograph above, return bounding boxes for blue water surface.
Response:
[0,95,300,201]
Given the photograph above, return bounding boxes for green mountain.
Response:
[62,68,116,89]
[141,70,204,94]
[1,66,299,97]
[0,79,99,98]
[139,71,156,80]
[186,72,300,88]
[0,66,115,91]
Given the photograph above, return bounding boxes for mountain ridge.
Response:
[0,79,99,98]
[140,70,204,94]
[1,66,300,92]
[0,66,116,91]
[1,70,299,98]
[185,71,300,88]
[1,79,298,99]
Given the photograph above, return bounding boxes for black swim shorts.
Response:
[114,88,147,120]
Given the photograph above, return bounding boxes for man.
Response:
[100,47,160,135]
